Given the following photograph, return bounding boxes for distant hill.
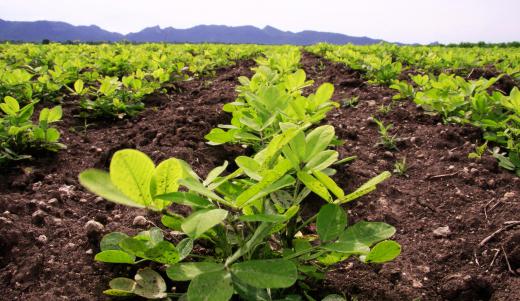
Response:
[0,19,384,45]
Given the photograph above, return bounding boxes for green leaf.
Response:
[230,259,297,289]
[45,128,60,142]
[313,170,344,198]
[232,274,271,301]
[2,96,20,114]
[105,277,136,296]
[100,232,129,251]
[297,171,331,202]
[133,268,168,299]
[181,209,228,239]
[119,237,148,258]
[321,241,370,255]
[322,294,347,301]
[79,169,144,208]
[167,262,225,281]
[314,83,334,106]
[155,192,213,208]
[203,161,229,186]
[236,156,263,181]
[304,150,338,171]
[364,240,401,263]
[339,171,391,203]
[236,159,293,208]
[144,241,180,264]
[161,214,183,231]
[205,128,234,145]
[239,214,287,223]
[339,221,396,246]
[317,204,346,242]
[95,250,136,264]
[47,106,62,123]
[154,158,185,195]
[110,149,155,207]
[304,125,335,161]
[177,237,193,260]
[74,79,84,94]
[188,270,234,301]
[178,177,229,206]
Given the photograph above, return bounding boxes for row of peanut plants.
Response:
[78,47,400,300]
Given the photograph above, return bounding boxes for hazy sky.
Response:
[1,0,519,44]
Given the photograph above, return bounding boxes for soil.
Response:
[300,52,520,301]
[1,52,519,301]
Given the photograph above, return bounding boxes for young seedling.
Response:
[378,103,393,114]
[468,141,488,160]
[341,96,359,108]
[372,117,398,151]
[393,157,408,177]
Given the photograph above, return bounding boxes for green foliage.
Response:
[372,117,398,150]
[205,49,339,150]
[468,142,488,160]
[0,96,64,164]
[78,46,399,300]
[79,149,193,211]
[393,157,408,176]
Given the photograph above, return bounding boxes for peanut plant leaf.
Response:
[167,262,225,281]
[177,238,193,260]
[313,170,344,198]
[104,277,136,296]
[154,158,185,195]
[203,160,228,186]
[188,270,233,301]
[95,250,136,264]
[364,240,401,263]
[239,214,287,223]
[317,204,346,242]
[181,209,228,239]
[231,259,297,289]
[79,169,144,208]
[110,149,155,207]
[133,268,168,299]
[119,237,148,258]
[339,171,391,203]
[178,177,230,206]
[339,221,396,246]
[100,232,129,251]
[155,191,213,208]
[304,125,335,161]
[236,159,293,208]
[297,171,331,202]
[321,241,370,255]
[144,241,180,264]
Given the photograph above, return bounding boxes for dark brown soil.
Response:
[1,52,519,301]
[0,61,254,300]
[301,52,520,301]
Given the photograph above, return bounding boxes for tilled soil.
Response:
[0,60,254,300]
[301,52,520,301]
[1,53,519,301]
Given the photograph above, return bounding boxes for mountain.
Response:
[0,19,384,45]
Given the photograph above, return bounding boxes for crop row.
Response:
[78,47,398,300]
[308,43,520,175]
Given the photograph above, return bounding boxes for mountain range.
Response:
[0,19,384,45]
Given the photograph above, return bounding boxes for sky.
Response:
[0,0,519,44]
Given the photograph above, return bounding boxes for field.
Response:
[0,43,519,301]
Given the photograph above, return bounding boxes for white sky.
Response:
[0,0,519,44]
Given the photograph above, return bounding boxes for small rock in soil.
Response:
[433,226,452,238]
[133,215,148,227]
[37,235,47,244]
[31,210,46,225]
[47,198,59,206]
[84,220,104,236]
